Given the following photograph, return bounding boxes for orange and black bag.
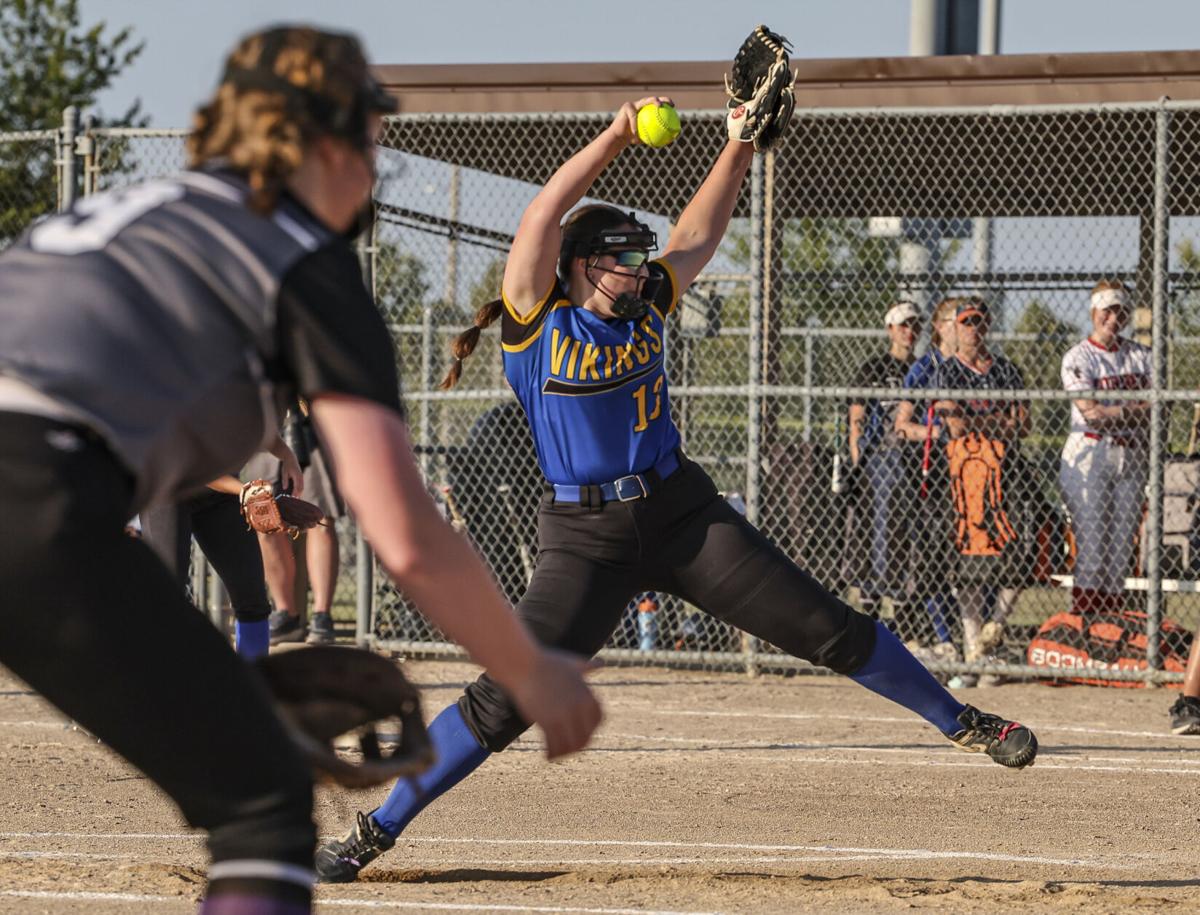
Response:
[1027,610,1192,687]
[947,432,1017,557]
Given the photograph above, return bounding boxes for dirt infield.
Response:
[2,659,1198,914]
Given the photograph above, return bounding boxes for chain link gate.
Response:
[10,102,1200,683]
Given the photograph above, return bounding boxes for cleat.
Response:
[306,612,336,645]
[1169,695,1200,736]
[268,610,306,645]
[949,704,1038,769]
[315,811,394,883]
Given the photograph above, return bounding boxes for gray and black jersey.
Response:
[0,169,401,512]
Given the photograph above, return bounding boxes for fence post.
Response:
[1145,100,1171,678]
[58,106,78,211]
[77,114,96,197]
[355,228,376,648]
[740,151,767,676]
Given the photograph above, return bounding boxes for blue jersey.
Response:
[937,353,1026,418]
[903,349,949,428]
[501,260,681,485]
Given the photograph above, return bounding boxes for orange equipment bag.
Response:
[1026,610,1192,687]
[947,432,1018,557]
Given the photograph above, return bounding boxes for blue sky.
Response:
[80,0,1200,127]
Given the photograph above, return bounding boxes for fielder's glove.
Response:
[255,646,434,789]
[240,478,326,537]
[725,24,797,152]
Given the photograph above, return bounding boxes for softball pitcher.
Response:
[1059,280,1151,615]
[316,45,1039,883]
[0,25,599,914]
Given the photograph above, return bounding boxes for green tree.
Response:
[0,0,146,244]
[374,247,433,324]
[1007,299,1077,392]
[468,257,507,316]
[1001,298,1078,495]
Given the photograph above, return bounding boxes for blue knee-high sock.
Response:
[372,702,490,837]
[235,619,269,660]
[850,620,966,736]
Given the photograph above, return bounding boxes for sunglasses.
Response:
[959,315,988,328]
[897,319,922,331]
[607,250,650,269]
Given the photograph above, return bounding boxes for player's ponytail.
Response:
[439,298,504,389]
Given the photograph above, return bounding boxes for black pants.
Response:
[141,490,271,623]
[460,457,877,751]
[0,413,314,867]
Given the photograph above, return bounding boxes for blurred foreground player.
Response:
[0,24,599,915]
[316,26,1038,886]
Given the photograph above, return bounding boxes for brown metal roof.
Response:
[373,50,1200,221]
[374,50,1200,113]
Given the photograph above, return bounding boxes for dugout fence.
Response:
[5,101,1200,684]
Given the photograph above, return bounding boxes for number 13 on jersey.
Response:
[632,377,664,432]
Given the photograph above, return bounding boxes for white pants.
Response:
[1059,432,1147,594]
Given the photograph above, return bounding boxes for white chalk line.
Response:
[624,707,1199,742]
[0,890,719,915]
[0,831,200,840]
[4,727,1198,776]
[6,713,1197,767]
[0,831,1147,870]
[0,890,191,907]
[6,708,1196,745]
[0,850,126,860]
[593,731,1200,773]
[0,849,1113,869]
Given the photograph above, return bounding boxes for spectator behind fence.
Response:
[936,299,1031,683]
[847,301,919,630]
[895,298,962,653]
[245,405,345,645]
[1058,280,1151,617]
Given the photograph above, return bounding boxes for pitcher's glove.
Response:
[725,24,796,152]
[255,646,434,789]
[240,478,326,537]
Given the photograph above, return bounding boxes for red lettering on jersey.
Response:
[1096,373,1148,391]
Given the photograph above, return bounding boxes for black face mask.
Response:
[610,292,649,321]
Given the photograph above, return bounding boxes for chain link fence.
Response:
[0,129,61,250]
[10,103,1200,683]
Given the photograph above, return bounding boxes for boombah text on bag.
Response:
[1027,610,1192,687]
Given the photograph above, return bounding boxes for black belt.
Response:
[552,451,681,504]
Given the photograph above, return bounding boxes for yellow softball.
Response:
[636,103,681,148]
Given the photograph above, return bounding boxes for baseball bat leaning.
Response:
[919,402,936,500]
[1188,403,1200,457]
